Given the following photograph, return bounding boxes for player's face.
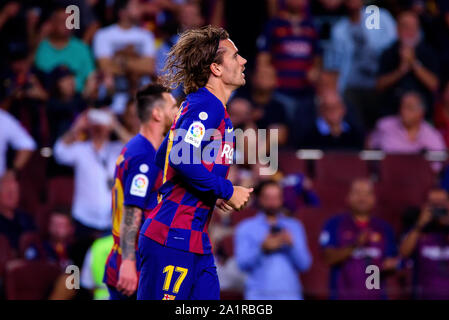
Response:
[161,92,178,134]
[218,39,247,89]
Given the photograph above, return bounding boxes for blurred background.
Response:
[1,0,449,300]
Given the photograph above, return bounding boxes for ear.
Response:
[152,106,163,122]
[210,62,222,77]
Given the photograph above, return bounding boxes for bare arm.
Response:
[412,61,439,92]
[323,246,355,266]
[376,67,408,91]
[13,149,33,172]
[124,57,155,76]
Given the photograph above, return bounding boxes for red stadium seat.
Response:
[18,232,46,260]
[230,206,258,226]
[278,150,306,175]
[378,154,435,187]
[17,152,48,214]
[5,259,61,300]
[47,176,74,207]
[296,207,337,300]
[0,235,16,279]
[315,152,369,185]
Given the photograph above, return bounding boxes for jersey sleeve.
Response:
[319,217,339,249]
[168,103,234,200]
[123,153,156,209]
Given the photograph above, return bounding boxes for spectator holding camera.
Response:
[53,109,123,241]
[235,180,312,300]
[400,188,449,299]
[320,178,398,299]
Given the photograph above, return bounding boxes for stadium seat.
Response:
[230,206,258,226]
[47,176,74,207]
[378,154,435,188]
[296,207,337,300]
[5,259,61,300]
[278,150,306,175]
[0,235,16,279]
[315,152,369,185]
[18,232,46,260]
[17,152,48,214]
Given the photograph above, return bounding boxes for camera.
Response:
[431,206,448,218]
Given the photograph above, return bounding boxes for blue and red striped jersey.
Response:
[140,87,235,254]
[258,12,320,94]
[104,134,162,287]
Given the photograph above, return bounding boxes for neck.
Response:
[0,207,14,220]
[92,137,106,150]
[349,10,361,23]
[49,35,69,48]
[329,122,343,136]
[205,81,233,107]
[286,10,304,21]
[353,212,370,222]
[118,20,133,29]
[140,122,165,150]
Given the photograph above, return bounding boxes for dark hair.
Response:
[254,180,280,198]
[135,83,170,122]
[50,206,73,220]
[161,25,229,95]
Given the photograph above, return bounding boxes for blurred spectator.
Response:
[0,108,36,177]
[280,172,320,213]
[369,91,446,153]
[34,5,95,93]
[257,0,321,144]
[80,234,113,300]
[0,172,36,249]
[53,110,123,241]
[433,3,449,85]
[120,99,140,137]
[235,180,312,300]
[156,0,205,98]
[400,188,449,299]
[377,11,439,117]
[324,0,397,129]
[55,0,100,43]
[320,178,399,300]
[93,0,156,113]
[47,66,87,144]
[43,208,75,270]
[1,43,49,145]
[433,81,449,147]
[302,89,364,150]
[236,64,288,131]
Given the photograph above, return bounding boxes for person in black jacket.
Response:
[301,88,364,150]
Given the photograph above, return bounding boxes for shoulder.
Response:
[324,213,347,229]
[376,116,399,130]
[236,215,261,233]
[371,217,394,234]
[183,90,225,121]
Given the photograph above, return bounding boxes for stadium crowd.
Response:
[1,0,449,300]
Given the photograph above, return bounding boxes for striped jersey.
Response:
[140,87,235,254]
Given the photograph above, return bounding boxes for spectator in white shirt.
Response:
[92,0,156,114]
[0,109,36,177]
[53,109,123,240]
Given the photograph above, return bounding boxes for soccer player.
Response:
[137,26,253,300]
[104,84,178,299]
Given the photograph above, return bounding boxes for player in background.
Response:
[104,84,178,299]
[137,26,253,300]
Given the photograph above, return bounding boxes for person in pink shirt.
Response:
[369,91,446,153]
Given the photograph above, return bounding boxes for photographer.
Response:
[235,180,312,300]
[400,188,449,299]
